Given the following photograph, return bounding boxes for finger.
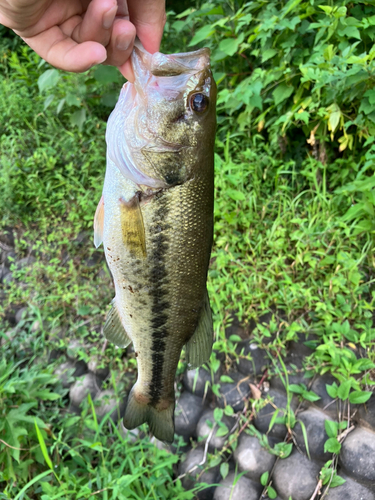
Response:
[21,26,107,72]
[127,0,166,53]
[118,58,134,82]
[104,17,135,67]
[71,0,117,47]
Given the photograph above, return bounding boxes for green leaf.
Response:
[262,49,277,63]
[94,65,120,84]
[220,375,235,383]
[260,471,269,486]
[273,84,294,105]
[219,33,245,56]
[324,420,338,438]
[38,69,60,93]
[216,424,229,437]
[268,486,278,499]
[324,437,341,454]
[34,420,53,470]
[214,407,224,422]
[330,474,346,488]
[220,462,229,479]
[65,93,81,107]
[337,380,351,401]
[43,95,55,111]
[189,25,215,46]
[349,391,372,404]
[70,109,86,131]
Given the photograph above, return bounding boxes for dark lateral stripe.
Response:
[149,195,170,406]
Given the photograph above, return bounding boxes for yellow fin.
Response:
[104,299,132,348]
[94,196,104,248]
[120,195,146,258]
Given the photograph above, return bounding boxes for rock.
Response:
[93,389,125,422]
[294,407,333,462]
[324,473,375,499]
[216,371,252,411]
[0,265,10,282]
[87,356,110,379]
[233,432,276,481]
[183,366,215,399]
[225,315,247,340]
[54,360,87,388]
[15,307,28,324]
[0,328,17,347]
[4,251,17,267]
[16,256,36,268]
[254,388,298,439]
[69,373,100,407]
[339,426,375,487]
[179,447,220,500]
[355,393,375,432]
[269,363,309,393]
[0,226,15,248]
[288,332,318,357]
[196,410,233,451]
[236,341,268,377]
[66,339,86,360]
[273,449,321,500]
[119,420,141,443]
[175,391,206,441]
[310,374,338,418]
[2,272,14,286]
[213,471,262,500]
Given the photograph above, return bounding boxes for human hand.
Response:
[0,0,166,81]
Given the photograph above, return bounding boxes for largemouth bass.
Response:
[94,42,217,443]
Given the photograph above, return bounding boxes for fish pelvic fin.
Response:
[104,299,132,348]
[185,290,214,369]
[123,387,175,443]
[94,196,104,248]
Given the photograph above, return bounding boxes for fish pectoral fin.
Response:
[120,195,146,258]
[123,386,175,443]
[104,299,132,348]
[185,290,214,369]
[94,196,104,248]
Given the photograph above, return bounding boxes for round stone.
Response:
[339,426,375,486]
[175,391,206,441]
[15,307,28,324]
[216,371,252,412]
[69,373,100,407]
[324,473,375,500]
[233,432,276,481]
[288,332,318,357]
[294,407,333,462]
[66,339,86,360]
[309,374,338,417]
[355,393,375,432]
[87,356,110,379]
[179,447,220,499]
[236,341,268,377]
[273,449,321,500]
[253,388,298,439]
[269,363,309,393]
[94,389,125,422]
[196,410,233,451]
[213,471,262,500]
[54,359,87,388]
[183,366,216,399]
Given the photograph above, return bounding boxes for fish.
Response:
[94,41,217,443]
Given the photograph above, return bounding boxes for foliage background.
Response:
[1,0,375,498]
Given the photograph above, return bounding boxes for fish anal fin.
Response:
[123,385,175,443]
[185,291,213,369]
[104,299,132,348]
[120,195,146,258]
[94,196,104,248]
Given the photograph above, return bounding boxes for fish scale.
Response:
[95,41,216,442]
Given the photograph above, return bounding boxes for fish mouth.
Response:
[133,39,210,78]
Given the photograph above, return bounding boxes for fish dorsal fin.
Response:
[94,196,104,248]
[104,299,132,348]
[185,291,214,369]
[120,195,146,258]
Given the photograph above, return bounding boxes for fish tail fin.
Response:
[123,386,175,443]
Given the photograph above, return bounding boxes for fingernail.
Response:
[117,38,132,51]
[102,5,117,29]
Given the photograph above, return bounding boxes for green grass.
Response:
[1,9,375,499]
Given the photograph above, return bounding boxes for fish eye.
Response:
[190,93,209,113]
